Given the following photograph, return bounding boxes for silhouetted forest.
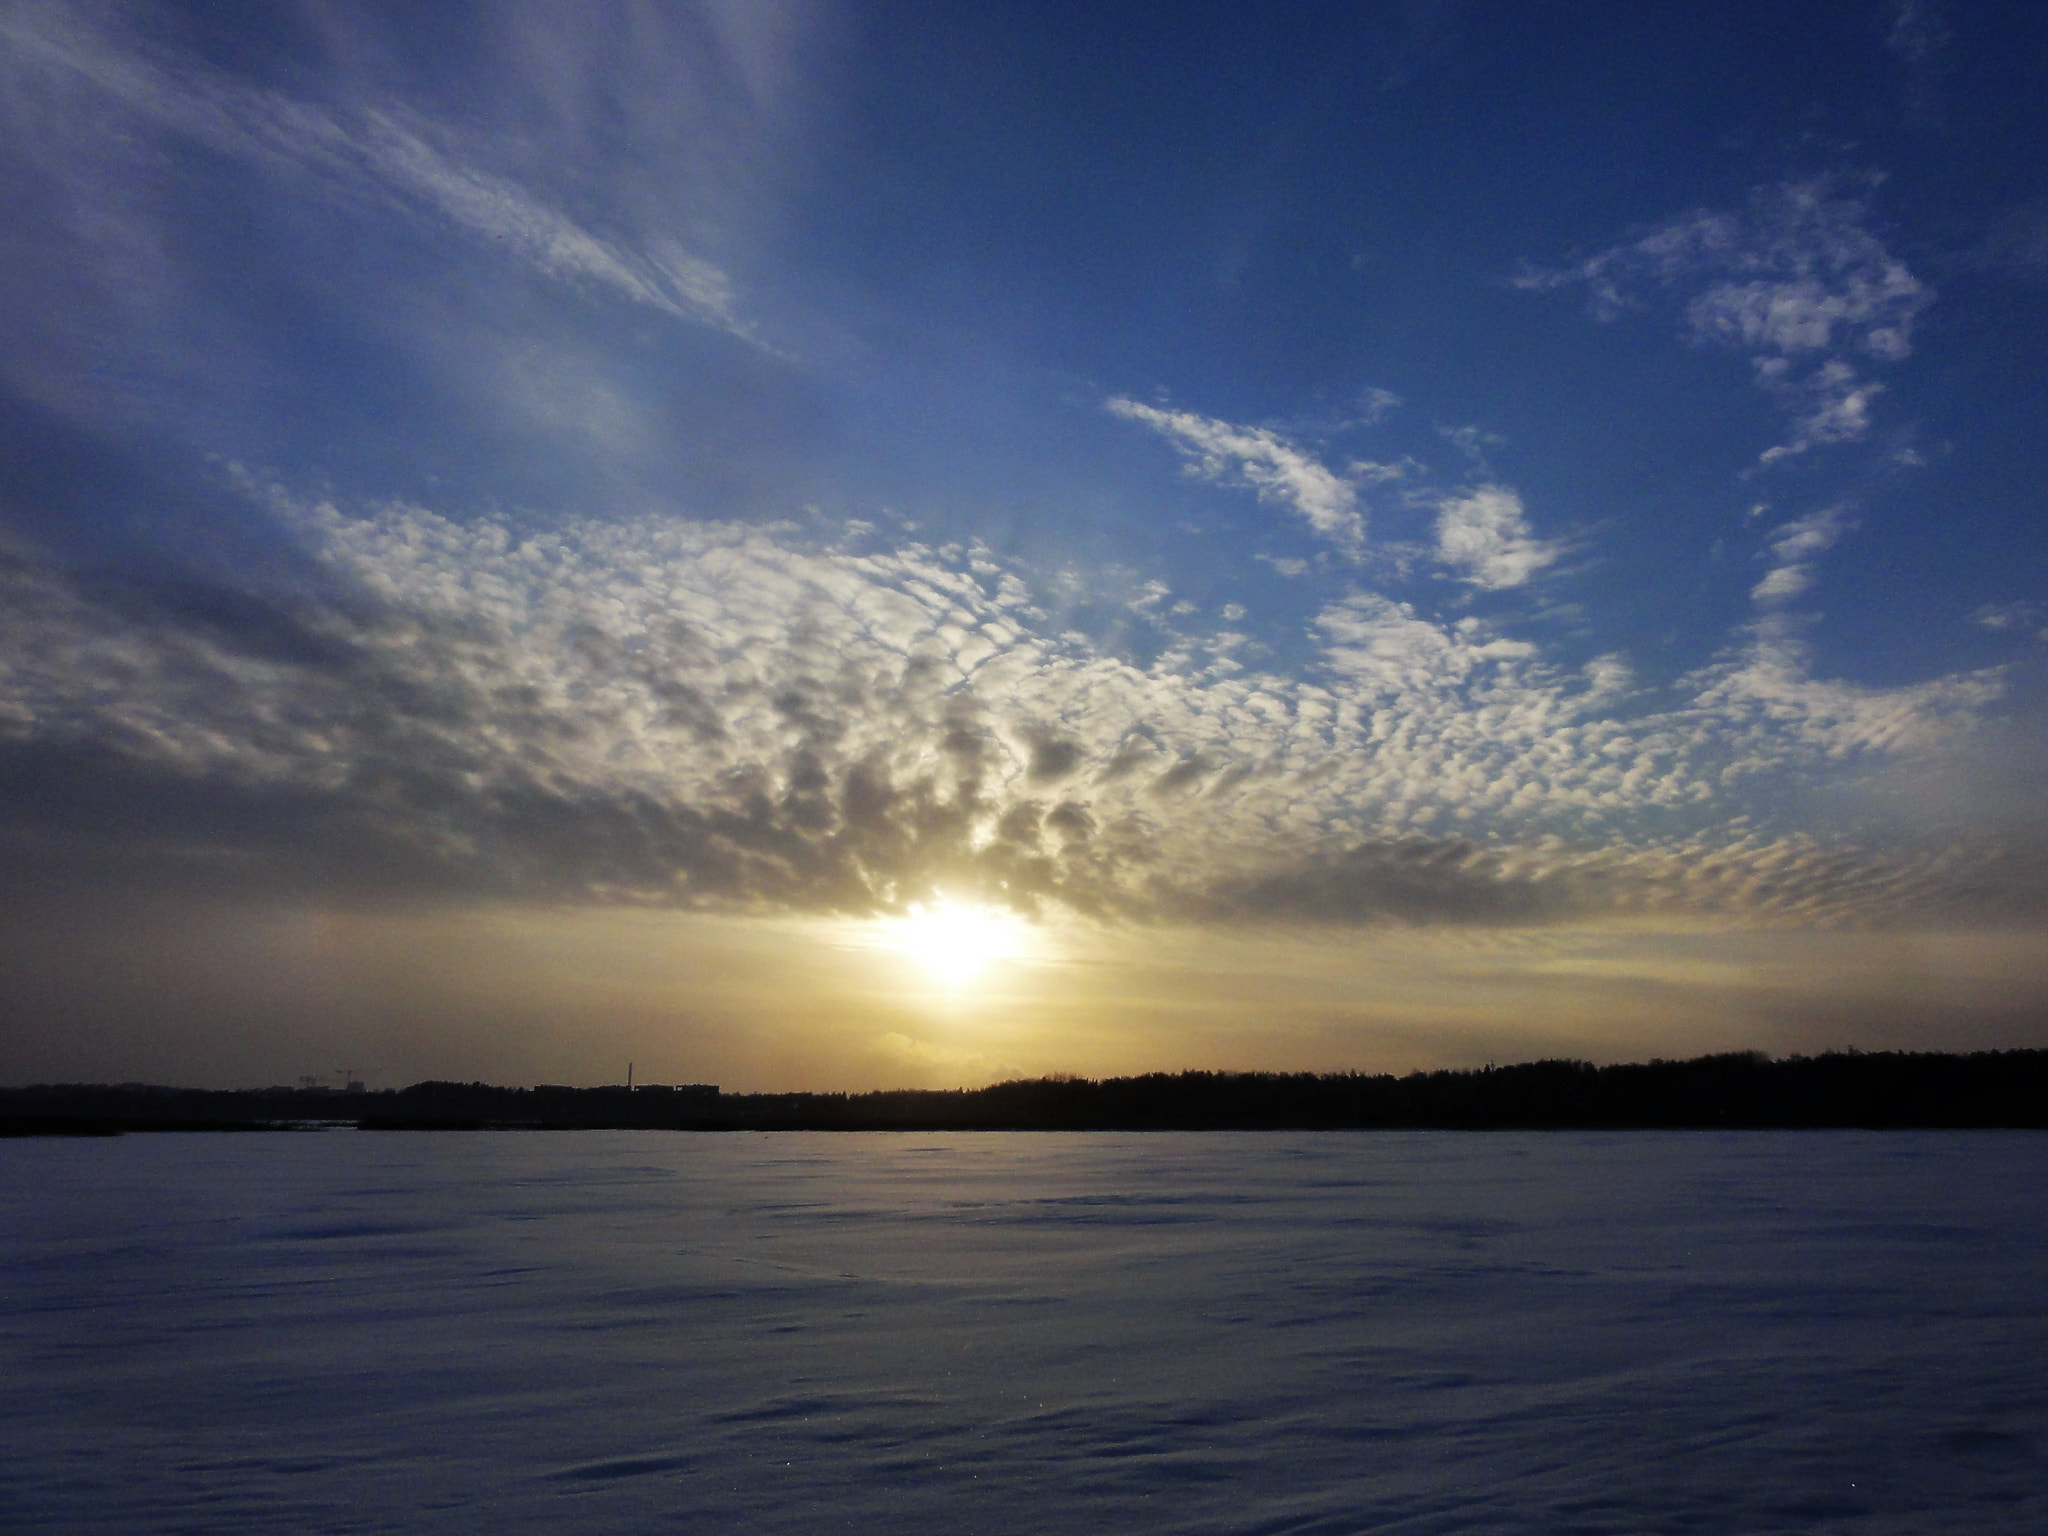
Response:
[5,1050,2048,1134]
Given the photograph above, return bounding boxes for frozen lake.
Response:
[4,1130,2044,1533]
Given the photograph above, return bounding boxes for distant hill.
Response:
[5,1050,2047,1134]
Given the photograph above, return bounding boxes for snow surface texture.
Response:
[3,1131,2044,1533]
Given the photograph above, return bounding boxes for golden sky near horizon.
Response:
[8,895,2046,1090]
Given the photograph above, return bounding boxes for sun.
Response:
[884,898,1031,989]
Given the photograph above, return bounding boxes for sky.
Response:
[4,0,2048,1090]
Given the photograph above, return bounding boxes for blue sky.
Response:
[4,1,2048,1087]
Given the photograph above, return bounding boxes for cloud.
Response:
[0,490,2017,929]
[1109,400,1565,590]
[1519,177,1930,463]
[352,115,747,332]
[1693,616,2001,760]
[1433,485,1563,589]
[0,4,754,342]
[1749,566,1814,605]
[1192,825,1997,931]
[1107,398,1368,552]
[1356,387,1402,424]
[1753,360,1886,464]
[1439,424,1505,467]
[1750,505,1850,606]
[1707,505,2004,757]
[1974,602,2047,635]
[1885,0,1952,122]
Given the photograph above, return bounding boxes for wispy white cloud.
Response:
[1974,602,2047,637]
[1111,400,1568,591]
[1885,0,1952,122]
[1107,398,1368,552]
[355,114,746,332]
[1518,177,1930,463]
[1356,387,1402,424]
[1694,615,2000,761]
[1433,485,1563,590]
[0,5,754,341]
[1752,359,1887,464]
[1683,505,2002,763]
[1438,424,1505,468]
[1750,505,1851,606]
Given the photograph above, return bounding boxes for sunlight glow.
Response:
[882,899,1034,990]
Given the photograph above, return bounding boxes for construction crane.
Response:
[335,1067,366,1093]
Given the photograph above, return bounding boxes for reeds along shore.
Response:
[5,1050,2048,1134]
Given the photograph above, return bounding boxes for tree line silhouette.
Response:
[5,1049,2047,1134]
